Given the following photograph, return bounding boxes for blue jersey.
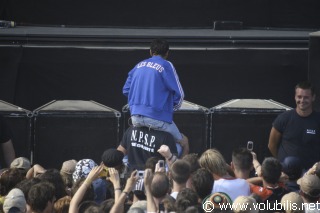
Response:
[123,55,184,123]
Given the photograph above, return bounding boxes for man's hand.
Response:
[157,145,172,159]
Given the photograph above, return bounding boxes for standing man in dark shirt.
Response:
[117,126,178,170]
[0,115,15,168]
[268,81,320,170]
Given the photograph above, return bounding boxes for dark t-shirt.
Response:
[273,109,320,169]
[0,115,12,144]
[121,126,177,170]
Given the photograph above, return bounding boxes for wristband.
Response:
[114,188,121,191]
[168,153,174,161]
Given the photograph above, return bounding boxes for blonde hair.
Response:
[198,149,227,177]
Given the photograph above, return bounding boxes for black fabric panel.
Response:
[3,0,320,28]
[11,47,308,112]
[309,33,320,111]
[0,46,23,105]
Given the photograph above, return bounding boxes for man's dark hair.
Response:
[191,168,213,200]
[170,160,191,184]
[175,188,199,213]
[182,153,200,174]
[39,169,67,200]
[300,190,320,203]
[151,172,169,199]
[232,147,253,171]
[27,181,56,213]
[261,157,282,184]
[150,39,169,57]
[295,81,316,96]
[145,156,160,172]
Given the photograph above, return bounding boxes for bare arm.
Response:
[144,169,157,212]
[117,145,127,156]
[268,127,282,157]
[179,134,189,158]
[1,140,15,166]
[69,166,103,213]
[110,170,138,213]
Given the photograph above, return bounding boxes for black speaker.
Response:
[122,100,210,155]
[0,100,32,166]
[33,100,121,169]
[210,99,292,164]
[309,31,320,111]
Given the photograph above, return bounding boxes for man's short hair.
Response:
[191,168,213,200]
[150,172,169,199]
[150,39,169,57]
[175,188,199,212]
[170,160,191,184]
[27,182,55,213]
[261,157,282,184]
[295,81,315,96]
[232,147,253,171]
[182,153,200,174]
[198,149,228,177]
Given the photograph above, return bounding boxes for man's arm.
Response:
[268,127,282,157]
[117,145,127,156]
[1,139,15,167]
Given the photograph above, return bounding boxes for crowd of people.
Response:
[1,38,320,213]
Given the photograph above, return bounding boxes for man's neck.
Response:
[172,182,186,193]
[296,108,313,117]
[233,169,250,180]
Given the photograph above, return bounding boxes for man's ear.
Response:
[230,161,235,170]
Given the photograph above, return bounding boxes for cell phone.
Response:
[99,167,109,177]
[137,170,144,178]
[158,160,165,168]
[247,141,254,151]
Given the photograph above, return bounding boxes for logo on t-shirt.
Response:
[130,129,156,152]
[306,129,316,135]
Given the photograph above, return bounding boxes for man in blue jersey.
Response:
[123,38,188,157]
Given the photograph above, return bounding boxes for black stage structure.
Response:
[0,17,320,162]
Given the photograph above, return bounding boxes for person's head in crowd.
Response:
[161,195,176,212]
[15,178,41,199]
[0,168,25,196]
[175,188,199,213]
[72,159,106,204]
[170,159,191,185]
[71,178,94,203]
[182,153,200,174]
[3,188,26,213]
[10,157,31,176]
[53,195,71,213]
[233,195,259,213]
[151,172,170,199]
[191,168,214,201]
[128,200,147,213]
[145,156,160,172]
[127,207,145,213]
[297,173,320,203]
[231,148,253,179]
[60,159,77,195]
[27,182,55,213]
[182,153,200,188]
[78,201,101,213]
[39,169,66,200]
[203,192,233,213]
[281,192,304,213]
[99,198,114,213]
[101,149,124,172]
[281,156,302,181]
[261,157,282,185]
[198,149,228,179]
